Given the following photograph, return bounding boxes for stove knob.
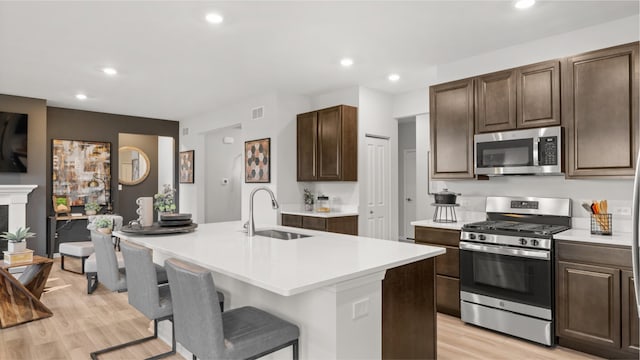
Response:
[531,239,539,247]
[478,234,486,241]
[468,233,476,240]
[519,238,528,246]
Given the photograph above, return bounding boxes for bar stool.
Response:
[90,231,167,292]
[90,241,174,360]
[165,257,299,360]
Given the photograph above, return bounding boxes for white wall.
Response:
[394,14,640,225]
[204,126,242,223]
[398,120,416,238]
[310,86,359,109]
[157,136,174,192]
[358,87,398,240]
[180,92,311,225]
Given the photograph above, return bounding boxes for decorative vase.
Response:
[98,228,112,235]
[8,241,27,254]
[86,210,96,216]
[304,204,313,211]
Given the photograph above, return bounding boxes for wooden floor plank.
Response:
[0,259,601,359]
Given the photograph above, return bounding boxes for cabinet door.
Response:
[297,111,318,181]
[622,270,640,353]
[476,69,517,133]
[436,274,460,317]
[564,42,639,177]
[517,60,561,129]
[435,245,459,278]
[557,261,621,349]
[430,79,475,179]
[317,106,342,181]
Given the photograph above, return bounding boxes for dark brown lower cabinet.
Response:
[383,258,436,359]
[556,241,639,359]
[414,226,461,317]
[281,214,358,235]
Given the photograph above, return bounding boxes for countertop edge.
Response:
[280,210,359,218]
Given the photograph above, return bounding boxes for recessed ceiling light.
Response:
[102,67,117,76]
[206,13,224,24]
[514,0,535,9]
[340,58,354,67]
[388,74,400,82]
[75,93,87,100]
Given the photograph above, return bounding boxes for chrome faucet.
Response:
[248,186,279,237]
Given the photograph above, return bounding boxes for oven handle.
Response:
[459,241,550,261]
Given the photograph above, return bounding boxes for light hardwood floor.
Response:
[1,258,600,359]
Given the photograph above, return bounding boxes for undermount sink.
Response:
[254,229,311,240]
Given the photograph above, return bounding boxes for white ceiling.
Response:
[0,1,638,121]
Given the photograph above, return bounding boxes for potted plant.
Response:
[94,217,113,235]
[85,201,102,215]
[154,184,176,215]
[303,188,314,211]
[1,227,35,253]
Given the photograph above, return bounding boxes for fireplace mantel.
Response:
[0,185,37,232]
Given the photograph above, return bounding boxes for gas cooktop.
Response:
[462,220,570,237]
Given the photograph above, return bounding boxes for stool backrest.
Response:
[91,231,125,291]
[120,241,162,319]
[165,258,225,359]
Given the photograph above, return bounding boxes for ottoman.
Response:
[59,241,94,274]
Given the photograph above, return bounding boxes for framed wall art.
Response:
[52,139,111,206]
[179,150,194,184]
[245,138,270,183]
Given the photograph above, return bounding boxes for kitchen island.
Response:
[114,221,445,359]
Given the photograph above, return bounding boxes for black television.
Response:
[0,111,28,172]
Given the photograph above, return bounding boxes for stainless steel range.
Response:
[459,196,571,346]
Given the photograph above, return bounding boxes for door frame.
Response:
[403,149,416,240]
[365,134,391,240]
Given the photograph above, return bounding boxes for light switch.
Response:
[352,298,369,320]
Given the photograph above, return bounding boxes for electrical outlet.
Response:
[614,207,632,216]
[352,298,369,320]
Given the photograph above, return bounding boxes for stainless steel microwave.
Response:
[474,126,562,176]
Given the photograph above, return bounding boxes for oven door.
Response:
[459,241,552,310]
[475,136,536,175]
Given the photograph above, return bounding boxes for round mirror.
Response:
[119,146,150,185]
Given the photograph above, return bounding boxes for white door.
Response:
[404,150,417,240]
[366,136,390,239]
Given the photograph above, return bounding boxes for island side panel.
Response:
[382,258,437,359]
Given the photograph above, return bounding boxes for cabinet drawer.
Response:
[435,245,459,278]
[327,216,358,235]
[415,227,460,247]
[282,214,302,228]
[302,216,327,231]
[556,241,631,269]
[436,275,460,317]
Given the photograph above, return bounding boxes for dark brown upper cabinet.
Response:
[476,61,560,133]
[296,105,357,182]
[517,60,561,129]
[564,42,639,177]
[476,69,517,133]
[430,78,475,179]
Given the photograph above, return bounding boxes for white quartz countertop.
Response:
[555,228,632,247]
[114,221,445,296]
[280,209,359,218]
[411,219,465,231]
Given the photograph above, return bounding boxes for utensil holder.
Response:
[591,214,612,235]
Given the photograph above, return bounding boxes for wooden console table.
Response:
[48,215,89,258]
[0,256,54,328]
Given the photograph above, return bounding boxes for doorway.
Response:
[365,135,390,240]
[397,118,416,241]
[204,125,242,223]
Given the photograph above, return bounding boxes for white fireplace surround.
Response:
[0,185,37,232]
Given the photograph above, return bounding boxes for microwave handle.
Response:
[533,138,540,166]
